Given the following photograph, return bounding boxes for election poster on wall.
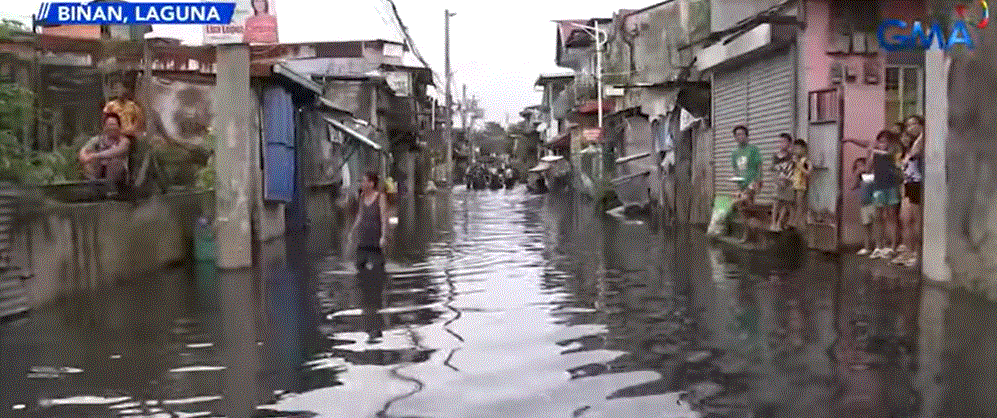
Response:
[203,0,278,45]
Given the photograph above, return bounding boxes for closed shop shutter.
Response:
[746,48,795,204]
[712,66,748,201]
[712,46,795,205]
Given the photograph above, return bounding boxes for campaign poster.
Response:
[203,0,278,45]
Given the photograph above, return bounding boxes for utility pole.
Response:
[444,9,455,188]
[213,44,253,270]
[461,84,469,134]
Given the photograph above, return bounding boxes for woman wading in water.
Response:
[351,172,390,341]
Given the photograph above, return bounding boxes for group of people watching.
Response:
[729,125,813,242]
[77,78,144,196]
[726,114,924,268]
[847,115,924,268]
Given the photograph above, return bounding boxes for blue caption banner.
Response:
[37,2,236,25]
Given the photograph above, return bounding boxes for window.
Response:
[884,66,922,126]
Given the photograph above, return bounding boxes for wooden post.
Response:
[213,45,253,269]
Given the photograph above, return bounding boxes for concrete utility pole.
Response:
[213,44,253,269]
[444,9,455,188]
[462,83,469,134]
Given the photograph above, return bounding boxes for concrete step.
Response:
[0,276,29,321]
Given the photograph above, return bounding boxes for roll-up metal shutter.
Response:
[712,47,795,205]
[712,66,748,201]
[746,47,795,204]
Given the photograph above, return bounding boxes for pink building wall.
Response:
[803,0,922,247]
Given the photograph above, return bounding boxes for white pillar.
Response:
[923,49,949,282]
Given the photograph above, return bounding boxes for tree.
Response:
[473,121,511,156]
[0,20,81,186]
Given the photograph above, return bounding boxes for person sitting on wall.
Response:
[103,77,144,139]
[79,113,131,196]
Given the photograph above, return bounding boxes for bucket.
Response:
[194,217,217,261]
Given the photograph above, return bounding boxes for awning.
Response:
[273,62,322,95]
[274,62,355,114]
[576,99,615,114]
[616,152,652,165]
[611,169,651,185]
[529,161,552,172]
[323,115,383,152]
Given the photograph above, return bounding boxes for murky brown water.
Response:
[2,186,995,417]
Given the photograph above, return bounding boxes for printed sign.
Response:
[203,0,278,45]
[37,2,235,25]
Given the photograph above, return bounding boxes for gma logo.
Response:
[877,0,989,51]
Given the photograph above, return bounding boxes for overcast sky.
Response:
[6,1,655,124]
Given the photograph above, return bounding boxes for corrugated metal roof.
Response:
[535,72,575,86]
[324,115,382,151]
[273,62,323,95]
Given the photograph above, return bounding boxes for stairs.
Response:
[0,185,29,321]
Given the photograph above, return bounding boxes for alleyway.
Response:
[2,187,996,417]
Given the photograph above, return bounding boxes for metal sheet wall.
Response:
[712,47,795,205]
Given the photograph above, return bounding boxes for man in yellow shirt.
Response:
[103,79,144,138]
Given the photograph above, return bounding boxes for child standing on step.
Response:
[852,157,876,255]
[771,133,795,231]
[791,139,813,229]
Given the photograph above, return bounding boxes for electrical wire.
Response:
[380,0,443,88]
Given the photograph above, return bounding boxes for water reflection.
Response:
[5,187,997,417]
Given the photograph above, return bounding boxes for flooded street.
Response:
[3,187,997,417]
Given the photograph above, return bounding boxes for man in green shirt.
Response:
[730,125,762,241]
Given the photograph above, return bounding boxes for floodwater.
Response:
[2,187,996,417]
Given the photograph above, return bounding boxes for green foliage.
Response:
[194,132,215,191]
[0,19,74,186]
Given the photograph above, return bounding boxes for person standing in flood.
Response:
[868,130,903,260]
[351,172,390,341]
[771,133,795,231]
[791,139,813,228]
[730,125,762,242]
[894,115,924,267]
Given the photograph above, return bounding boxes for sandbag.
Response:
[707,195,734,237]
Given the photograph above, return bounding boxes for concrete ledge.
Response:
[16,191,212,308]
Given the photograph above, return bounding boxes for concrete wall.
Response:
[922,50,948,282]
[16,192,211,308]
[690,123,713,224]
[946,14,997,299]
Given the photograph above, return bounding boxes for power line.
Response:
[371,2,405,43]
[380,0,443,88]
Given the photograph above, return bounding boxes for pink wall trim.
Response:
[803,0,922,246]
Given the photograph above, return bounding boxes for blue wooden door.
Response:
[263,86,295,203]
